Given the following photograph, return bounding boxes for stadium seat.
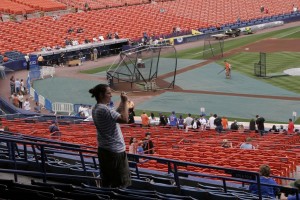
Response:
[208,192,239,200]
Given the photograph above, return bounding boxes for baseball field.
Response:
[33,25,300,123]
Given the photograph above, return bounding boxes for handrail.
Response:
[0,131,85,149]
[0,135,96,153]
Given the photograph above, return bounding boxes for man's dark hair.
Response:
[89,84,108,102]
[129,137,135,145]
[289,118,293,122]
[188,113,191,117]
[213,114,217,118]
[145,132,151,137]
[259,164,271,177]
[256,115,259,118]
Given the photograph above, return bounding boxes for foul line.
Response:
[188,48,215,55]
[278,29,300,38]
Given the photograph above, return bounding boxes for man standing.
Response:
[127,100,135,116]
[15,78,20,93]
[256,115,265,136]
[221,116,228,130]
[89,84,131,188]
[199,115,207,130]
[159,113,167,126]
[93,48,98,62]
[142,132,154,154]
[208,113,216,130]
[224,60,231,79]
[141,112,149,127]
[184,113,193,128]
[24,53,30,70]
[37,54,44,66]
[169,111,177,127]
[214,114,223,133]
[288,118,295,134]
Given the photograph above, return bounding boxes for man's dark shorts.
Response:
[98,147,131,188]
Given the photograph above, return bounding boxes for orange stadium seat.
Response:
[2,118,300,179]
[13,0,67,12]
[0,0,35,15]
[0,0,298,53]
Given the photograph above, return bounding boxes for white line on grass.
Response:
[190,48,215,55]
[278,29,300,38]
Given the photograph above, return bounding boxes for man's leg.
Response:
[225,70,229,79]
[260,130,264,136]
[98,148,112,187]
[111,151,131,188]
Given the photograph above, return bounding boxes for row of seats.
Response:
[1,118,299,182]
[0,0,299,53]
[57,0,174,10]
[0,129,278,200]
[12,0,67,12]
[0,0,35,15]
[0,0,66,14]
[0,177,274,199]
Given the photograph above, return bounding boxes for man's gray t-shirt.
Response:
[92,104,125,153]
[240,143,254,150]
[185,117,193,126]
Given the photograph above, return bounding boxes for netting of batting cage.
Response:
[254,52,300,77]
[203,31,225,59]
[106,45,177,92]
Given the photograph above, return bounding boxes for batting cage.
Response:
[106,45,177,92]
[254,52,300,77]
[254,52,266,77]
[203,31,226,59]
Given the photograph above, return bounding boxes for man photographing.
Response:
[89,84,131,188]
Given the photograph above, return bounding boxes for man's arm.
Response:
[116,92,129,124]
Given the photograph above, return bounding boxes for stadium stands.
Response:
[57,0,174,10]
[1,117,299,183]
[0,0,299,53]
[0,0,35,15]
[0,128,296,200]
[0,0,66,14]
[13,0,67,12]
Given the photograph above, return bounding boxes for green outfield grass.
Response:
[216,52,300,94]
[81,26,300,73]
[280,30,300,39]
[165,26,300,60]
[80,64,114,74]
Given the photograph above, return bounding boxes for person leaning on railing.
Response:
[249,164,280,198]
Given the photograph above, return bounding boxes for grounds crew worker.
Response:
[224,60,232,79]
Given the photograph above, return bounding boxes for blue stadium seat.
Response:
[151,182,178,194]
[208,192,239,200]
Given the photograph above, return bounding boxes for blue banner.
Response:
[45,98,52,112]
[29,70,41,81]
[30,65,40,71]
[30,55,38,66]
[26,77,31,90]
[3,60,26,71]
[34,91,38,102]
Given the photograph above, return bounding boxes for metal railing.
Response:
[0,130,298,200]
